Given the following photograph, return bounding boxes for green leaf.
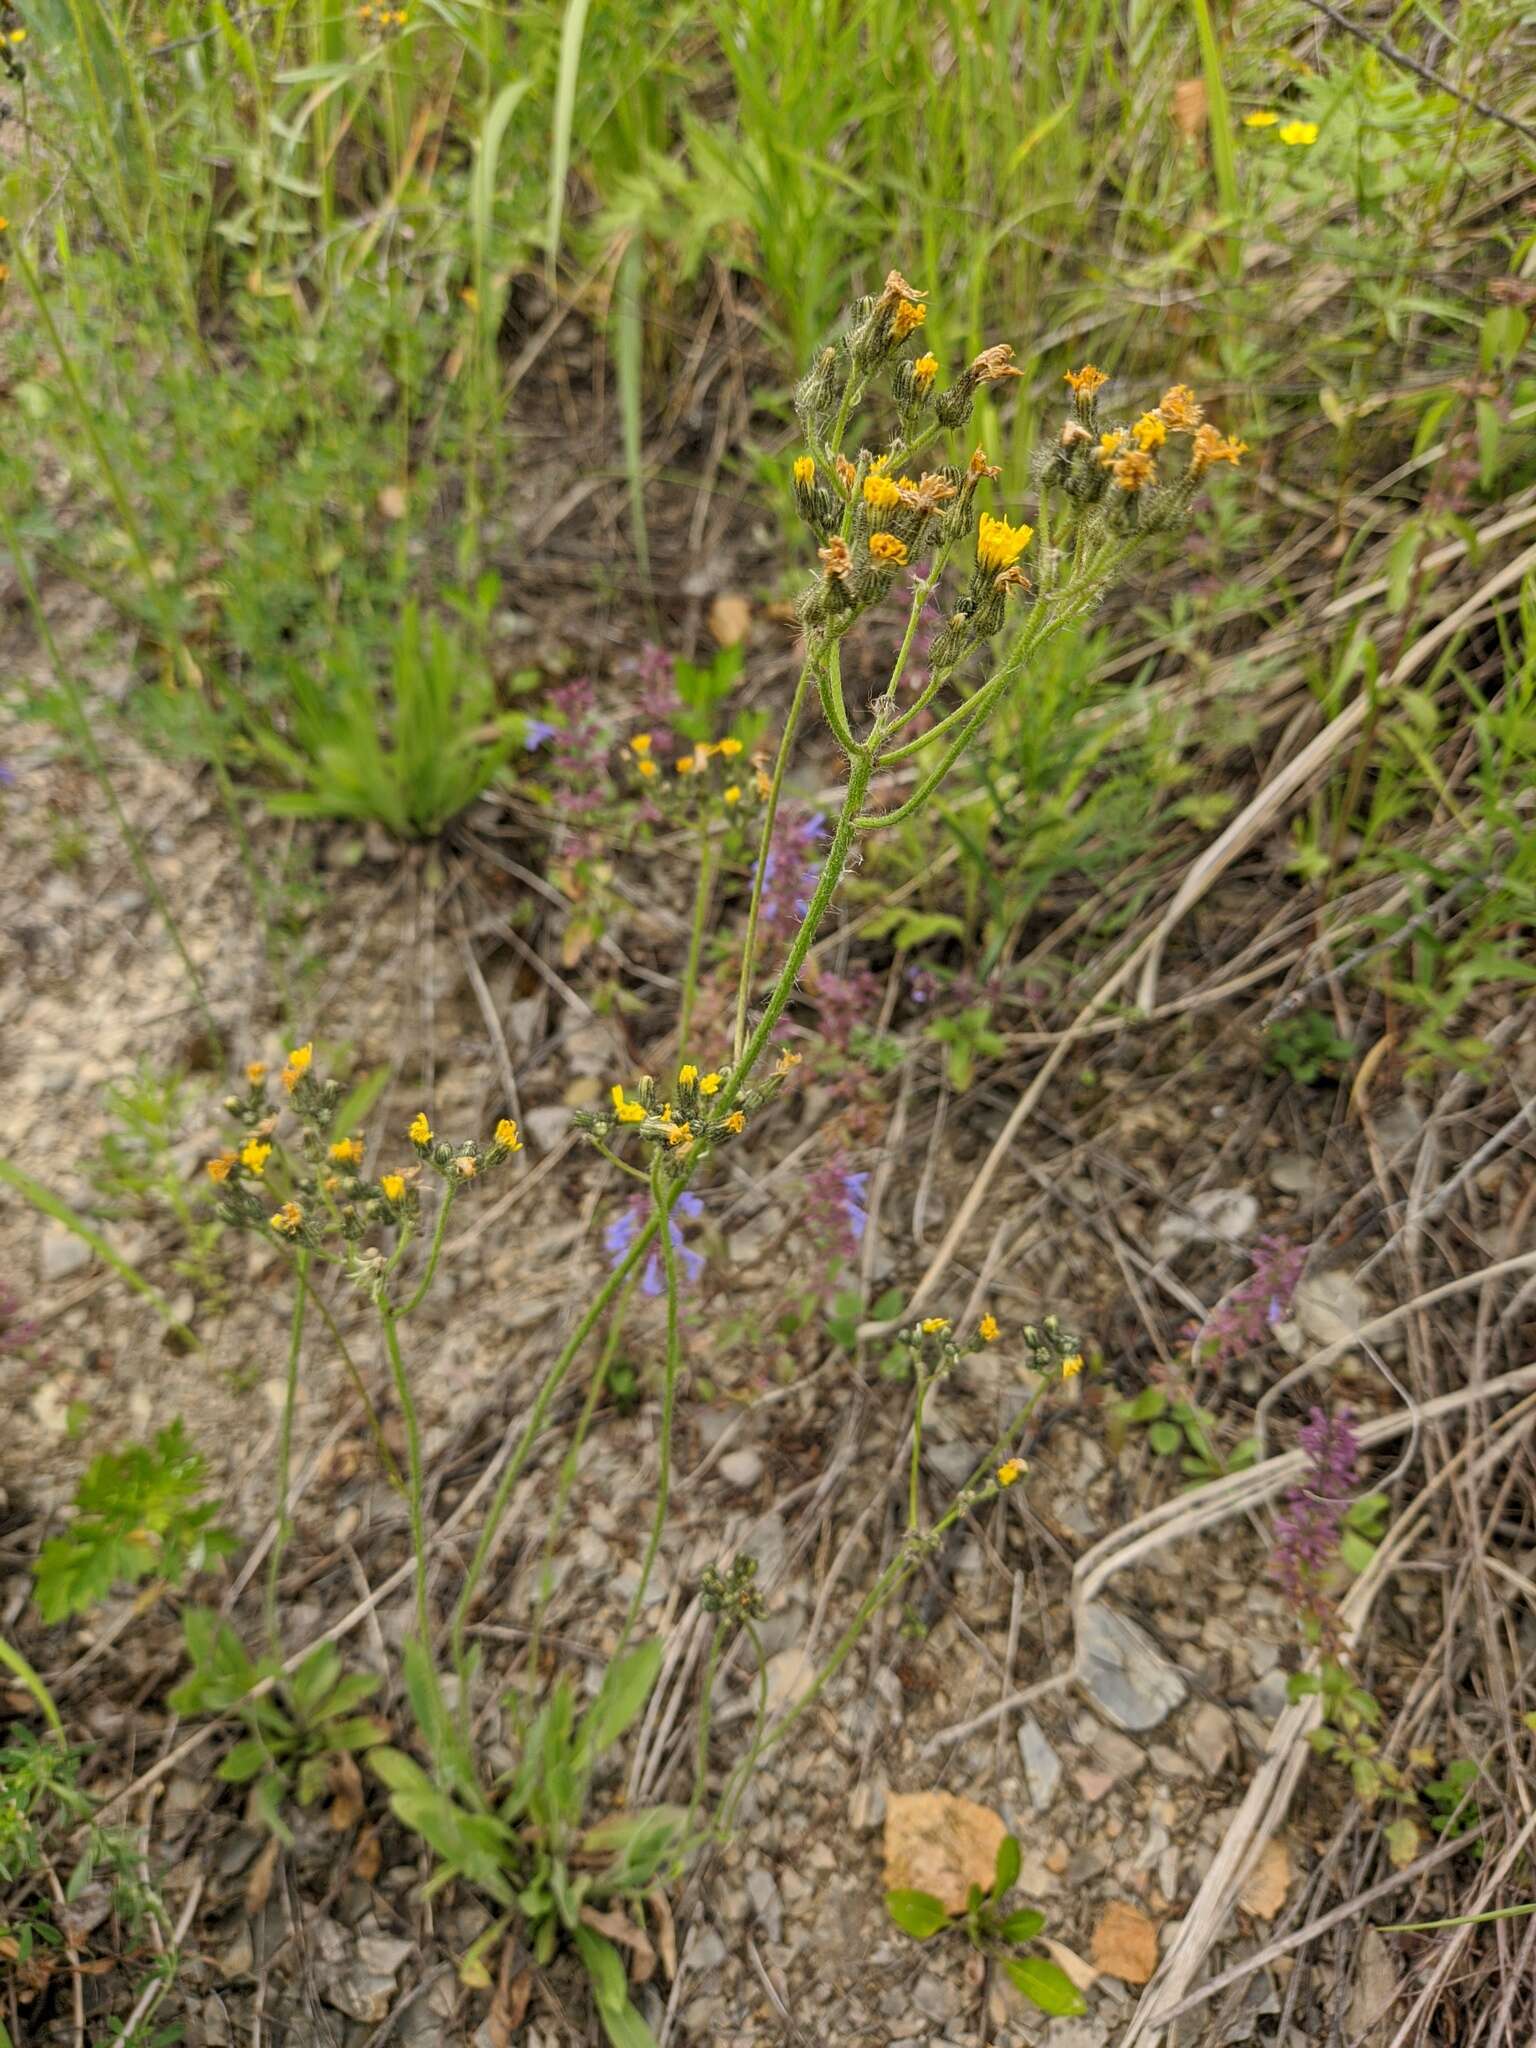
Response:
[573,1926,629,2014]
[579,1640,663,1763]
[998,1908,1046,1943]
[217,1738,271,1785]
[545,0,592,277]
[992,1833,1021,1901]
[1119,1387,1168,1424]
[290,1642,342,1719]
[1004,1955,1088,2017]
[884,1889,951,1940]
[1148,1420,1182,1457]
[1339,1529,1377,1574]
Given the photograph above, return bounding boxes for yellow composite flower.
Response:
[1062,1353,1085,1379]
[610,1085,647,1125]
[979,1314,1000,1343]
[494,1118,522,1151]
[1156,383,1203,431]
[912,353,938,389]
[892,298,927,339]
[724,1111,746,1134]
[723,785,741,805]
[329,1137,365,1165]
[863,471,903,510]
[1242,109,1279,128]
[245,1061,267,1085]
[1131,412,1167,452]
[206,1151,237,1183]
[717,737,743,757]
[629,732,653,757]
[1111,448,1157,493]
[920,1316,950,1336]
[793,455,816,487]
[380,1173,406,1202]
[678,1064,699,1086]
[869,532,909,566]
[240,1139,272,1176]
[270,1202,304,1236]
[1064,363,1108,400]
[1279,120,1318,146]
[409,1112,433,1145]
[975,513,1033,573]
[997,1458,1027,1488]
[775,1048,802,1075]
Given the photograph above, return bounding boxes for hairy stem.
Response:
[265,1252,309,1654]
[733,654,816,1063]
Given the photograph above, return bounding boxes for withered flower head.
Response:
[967,445,1002,481]
[1157,383,1203,431]
[970,344,1023,383]
[992,564,1032,595]
[898,471,959,514]
[819,537,854,580]
[1189,424,1248,475]
[1060,418,1093,448]
[877,269,927,309]
[834,454,858,495]
[1111,448,1157,493]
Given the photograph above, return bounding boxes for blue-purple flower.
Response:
[605,1191,705,1298]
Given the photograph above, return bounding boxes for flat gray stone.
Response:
[40,1223,90,1282]
[1017,1712,1062,1811]
[1076,1604,1188,1731]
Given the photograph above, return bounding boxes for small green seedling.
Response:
[1264,1010,1354,1086]
[1112,1386,1257,1486]
[33,1421,234,1623]
[171,1618,386,1842]
[885,1833,1087,2019]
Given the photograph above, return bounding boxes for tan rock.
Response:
[882,1791,1008,1916]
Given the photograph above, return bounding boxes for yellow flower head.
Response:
[793,455,816,487]
[699,1072,722,1095]
[637,758,657,779]
[723,785,741,805]
[676,753,696,775]
[774,1048,802,1076]
[381,1173,406,1202]
[664,1120,693,1147]
[1189,424,1248,476]
[1096,430,1126,465]
[997,1458,1027,1488]
[494,1118,523,1152]
[979,1313,1000,1343]
[912,352,939,390]
[409,1112,433,1145]
[1279,119,1318,146]
[206,1151,237,1184]
[270,1202,304,1236]
[1243,109,1279,128]
[240,1138,272,1177]
[329,1137,365,1166]
[1061,1353,1085,1379]
[286,1043,313,1077]
[1156,384,1203,432]
[678,1064,699,1086]
[1065,363,1109,400]
[869,532,909,566]
[976,513,1033,574]
[611,1084,647,1125]
[724,1110,746,1133]
[6,29,24,45]
[920,1316,950,1336]
[892,299,927,340]
[245,1061,267,1085]
[717,736,743,757]
[629,732,653,757]
[1111,448,1157,493]
[863,471,903,511]
[1132,411,1168,452]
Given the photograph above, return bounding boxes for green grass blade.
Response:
[1188,0,1241,279]
[546,0,592,284]
[615,234,650,587]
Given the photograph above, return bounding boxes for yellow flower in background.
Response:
[675,753,696,775]
[1279,120,1318,146]
[997,1458,1027,1488]
[717,737,743,757]
[863,471,903,510]
[869,532,909,566]
[723,785,741,805]
[976,513,1033,573]
[381,1173,406,1202]
[206,1151,237,1183]
[793,455,816,486]
[1156,383,1203,431]
[494,1118,522,1151]
[409,1112,432,1145]
[920,1316,950,1336]
[330,1137,364,1165]
[245,1061,267,1085]
[1243,109,1279,127]
[1189,424,1249,475]
[286,1043,313,1076]
[1131,412,1168,452]
[629,733,653,756]
[240,1139,272,1176]
[979,1314,1000,1343]
[1062,1353,1085,1379]
[1064,363,1108,400]
[637,758,657,779]
[775,1048,802,1075]
[270,1202,304,1235]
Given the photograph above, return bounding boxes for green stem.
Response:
[732,653,816,1064]
[687,1623,726,1835]
[614,1161,683,1655]
[816,641,859,756]
[449,1212,664,1671]
[678,825,718,1056]
[908,1364,929,1534]
[299,1266,404,1492]
[880,543,954,722]
[399,1188,456,1318]
[0,1635,64,1738]
[265,1252,309,1654]
[715,1614,770,1837]
[380,1304,433,1651]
